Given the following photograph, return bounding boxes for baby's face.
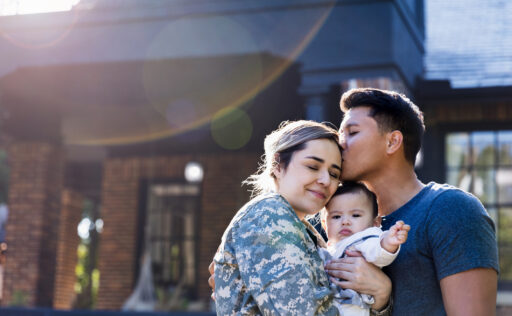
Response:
[323,192,376,244]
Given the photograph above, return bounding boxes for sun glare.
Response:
[0,0,80,16]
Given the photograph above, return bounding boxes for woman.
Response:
[213,120,346,315]
[213,120,391,315]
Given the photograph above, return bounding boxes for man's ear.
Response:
[386,130,403,155]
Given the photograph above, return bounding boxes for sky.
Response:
[0,0,80,15]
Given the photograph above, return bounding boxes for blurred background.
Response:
[0,0,510,314]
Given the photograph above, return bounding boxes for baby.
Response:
[317,181,410,316]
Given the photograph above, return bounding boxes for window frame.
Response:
[442,125,512,290]
[136,178,202,299]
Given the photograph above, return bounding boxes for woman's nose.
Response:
[317,170,331,186]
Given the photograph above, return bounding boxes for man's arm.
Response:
[428,190,499,315]
[440,268,497,316]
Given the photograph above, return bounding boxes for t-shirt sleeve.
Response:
[426,189,499,281]
[233,203,339,316]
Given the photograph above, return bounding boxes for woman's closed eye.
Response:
[306,165,339,179]
[306,165,319,171]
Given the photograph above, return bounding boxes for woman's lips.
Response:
[308,190,326,199]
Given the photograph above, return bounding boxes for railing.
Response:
[0,308,216,316]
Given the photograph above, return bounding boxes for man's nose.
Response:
[339,134,347,149]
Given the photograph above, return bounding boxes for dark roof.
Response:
[425,0,512,88]
[0,52,289,110]
[0,52,303,150]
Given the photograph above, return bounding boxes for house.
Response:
[0,0,509,313]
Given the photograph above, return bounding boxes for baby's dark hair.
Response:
[329,181,378,218]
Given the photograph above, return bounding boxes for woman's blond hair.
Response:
[244,120,341,197]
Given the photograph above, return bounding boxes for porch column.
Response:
[2,142,64,307]
[53,190,84,309]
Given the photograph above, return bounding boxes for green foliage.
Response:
[75,244,88,295]
[91,269,100,299]
[9,290,27,307]
[155,282,190,311]
[73,199,101,309]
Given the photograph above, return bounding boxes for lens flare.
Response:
[0,3,82,49]
[211,107,252,150]
[68,3,336,146]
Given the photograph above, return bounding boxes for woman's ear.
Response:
[386,130,403,155]
[272,154,282,179]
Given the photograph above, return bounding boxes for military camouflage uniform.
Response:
[214,193,339,315]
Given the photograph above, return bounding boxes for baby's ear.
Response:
[373,216,381,227]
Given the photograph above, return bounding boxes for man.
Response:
[325,88,498,315]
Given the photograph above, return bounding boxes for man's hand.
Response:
[324,250,391,310]
[208,260,216,300]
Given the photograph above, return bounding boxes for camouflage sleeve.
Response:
[233,201,339,316]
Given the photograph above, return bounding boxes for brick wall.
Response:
[3,142,63,307]
[424,100,512,126]
[53,190,84,309]
[96,153,258,310]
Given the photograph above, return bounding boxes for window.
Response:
[446,131,512,283]
[144,183,200,296]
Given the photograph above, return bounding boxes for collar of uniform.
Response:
[301,219,328,248]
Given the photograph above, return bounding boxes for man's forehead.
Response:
[340,114,353,127]
[341,107,372,127]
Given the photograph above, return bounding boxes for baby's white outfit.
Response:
[317,226,399,316]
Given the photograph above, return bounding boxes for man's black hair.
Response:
[340,88,425,165]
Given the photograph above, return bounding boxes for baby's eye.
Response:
[332,215,341,220]
[352,214,361,218]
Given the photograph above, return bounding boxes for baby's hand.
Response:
[381,220,410,253]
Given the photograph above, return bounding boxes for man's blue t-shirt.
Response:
[381,182,499,316]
